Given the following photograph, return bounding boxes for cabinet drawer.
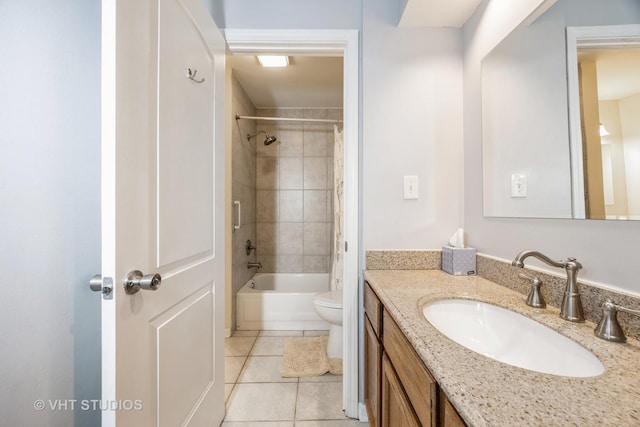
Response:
[383,309,437,427]
[364,281,382,336]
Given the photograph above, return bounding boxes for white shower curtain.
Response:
[330,125,344,291]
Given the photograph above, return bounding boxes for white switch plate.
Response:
[404,176,419,199]
[511,174,527,198]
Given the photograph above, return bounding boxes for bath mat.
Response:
[281,336,343,378]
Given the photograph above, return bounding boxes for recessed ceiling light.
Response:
[257,55,289,67]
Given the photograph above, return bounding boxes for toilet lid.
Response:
[313,291,343,309]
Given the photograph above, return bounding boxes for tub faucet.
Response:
[247,261,262,270]
[512,250,584,322]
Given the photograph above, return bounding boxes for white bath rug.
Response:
[281,336,343,378]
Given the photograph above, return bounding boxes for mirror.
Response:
[481,0,640,219]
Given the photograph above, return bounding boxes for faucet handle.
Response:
[595,299,640,342]
[518,272,546,308]
[563,257,583,270]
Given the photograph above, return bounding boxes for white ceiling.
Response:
[228,1,482,109]
[397,0,483,28]
[228,55,344,109]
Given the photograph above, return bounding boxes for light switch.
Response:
[511,174,527,198]
[404,176,419,199]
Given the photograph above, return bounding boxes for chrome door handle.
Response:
[124,270,162,295]
[90,274,103,292]
[89,274,113,299]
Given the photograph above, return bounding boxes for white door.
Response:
[101,0,226,425]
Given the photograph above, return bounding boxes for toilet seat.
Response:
[313,291,343,309]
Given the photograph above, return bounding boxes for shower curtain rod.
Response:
[235,114,342,124]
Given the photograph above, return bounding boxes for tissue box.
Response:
[441,246,476,276]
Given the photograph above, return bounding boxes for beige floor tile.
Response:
[225,384,235,403]
[225,383,298,422]
[303,330,329,337]
[295,382,344,420]
[250,336,287,356]
[226,356,247,383]
[294,421,368,427]
[226,336,257,356]
[222,422,294,427]
[299,372,342,383]
[233,330,261,337]
[260,330,304,337]
[238,356,297,383]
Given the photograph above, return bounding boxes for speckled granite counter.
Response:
[364,269,640,427]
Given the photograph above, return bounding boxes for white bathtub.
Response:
[236,273,330,330]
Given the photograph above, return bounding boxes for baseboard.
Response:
[358,402,369,422]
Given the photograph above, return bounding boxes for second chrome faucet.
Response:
[512,250,584,322]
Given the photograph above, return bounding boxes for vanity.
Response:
[364,279,464,427]
[363,269,640,426]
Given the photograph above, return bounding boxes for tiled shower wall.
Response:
[231,73,257,331]
[255,108,342,273]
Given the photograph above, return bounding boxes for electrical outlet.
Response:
[404,176,419,199]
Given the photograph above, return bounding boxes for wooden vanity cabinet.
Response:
[364,282,382,427]
[364,281,466,427]
[381,353,420,427]
[383,308,438,427]
[439,390,466,427]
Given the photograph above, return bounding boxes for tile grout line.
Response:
[293,377,300,423]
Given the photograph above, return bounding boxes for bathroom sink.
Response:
[422,299,604,377]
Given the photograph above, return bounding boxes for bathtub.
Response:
[236,273,330,330]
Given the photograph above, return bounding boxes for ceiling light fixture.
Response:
[257,55,289,67]
[599,123,610,137]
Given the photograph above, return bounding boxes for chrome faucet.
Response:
[512,250,584,322]
[594,299,640,342]
[247,261,262,269]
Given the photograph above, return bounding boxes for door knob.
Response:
[90,274,103,292]
[89,274,113,298]
[124,270,162,295]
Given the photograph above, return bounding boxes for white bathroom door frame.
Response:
[224,29,361,419]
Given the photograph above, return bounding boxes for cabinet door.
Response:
[365,316,382,427]
[383,310,438,426]
[381,354,420,427]
[439,389,466,427]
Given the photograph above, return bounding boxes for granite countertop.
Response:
[364,269,640,427]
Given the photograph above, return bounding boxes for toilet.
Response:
[312,290,343,359]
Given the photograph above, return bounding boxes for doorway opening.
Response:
[224,29,360,419]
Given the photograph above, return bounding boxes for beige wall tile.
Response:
[304,157,327,190]
[279,157,303,190]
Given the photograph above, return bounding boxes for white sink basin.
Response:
[423,299,604,378]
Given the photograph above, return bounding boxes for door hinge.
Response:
[345,241,348,252]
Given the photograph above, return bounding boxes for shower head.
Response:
[247,130,277,146]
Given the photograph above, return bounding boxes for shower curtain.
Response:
[330,125,344,291]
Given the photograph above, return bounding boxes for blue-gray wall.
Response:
[0,1,102,426]
[207,0,362,30]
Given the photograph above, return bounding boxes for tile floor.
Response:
[222,330,368,427]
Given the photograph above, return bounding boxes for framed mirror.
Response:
[481,0,640,219]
